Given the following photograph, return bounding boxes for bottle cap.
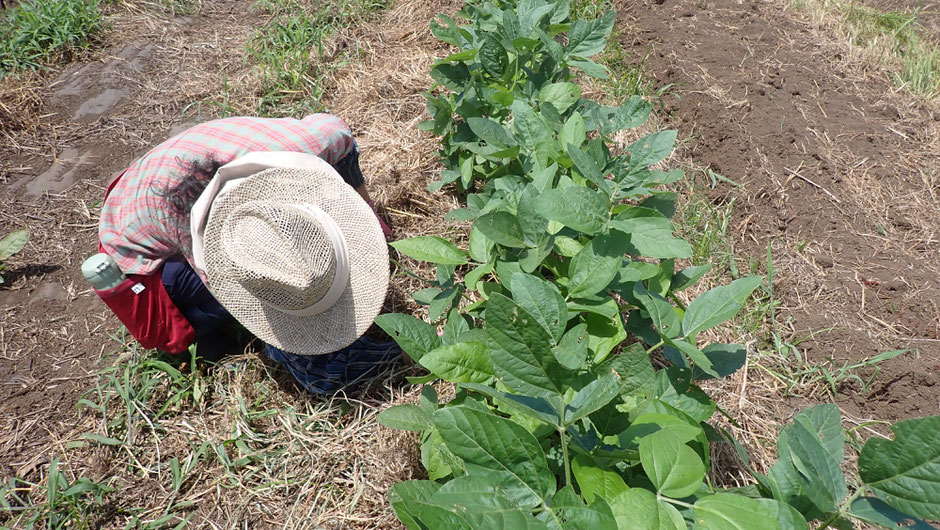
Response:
[81,253,125,291]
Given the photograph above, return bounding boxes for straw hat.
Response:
[200,165,389,355]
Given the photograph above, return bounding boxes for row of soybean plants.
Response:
[375,0,940,527]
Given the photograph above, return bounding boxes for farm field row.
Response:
[0,0,937,527]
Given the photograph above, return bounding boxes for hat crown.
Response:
[220,201,337,311]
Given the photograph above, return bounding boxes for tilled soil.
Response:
[617,0,939,423]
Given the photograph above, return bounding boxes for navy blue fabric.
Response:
[264,336,401,394]
[333,140,365,189]
[161,260,238,361]
[161,260,400,392]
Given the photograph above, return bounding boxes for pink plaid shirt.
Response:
[99,114,355,275]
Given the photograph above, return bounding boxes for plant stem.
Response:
[558,427,572,487]
[667,291,687,311]
[818,487,867,529]
[646,340,664,354]
[389,258,436,285]
[659,496,693,509]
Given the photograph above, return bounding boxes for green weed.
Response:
[0,229,28,284]
[0,459,113,530]
[0,0,105,76]
[846,5,940,95]
[245,0,392,116]
[758,328,911,397]
[675,176,737,268]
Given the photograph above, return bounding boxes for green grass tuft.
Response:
[0,0,105,76]
[246,0,393,116]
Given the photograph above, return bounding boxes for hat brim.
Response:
[202,166,389,355]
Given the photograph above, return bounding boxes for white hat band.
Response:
[273,203,350,317]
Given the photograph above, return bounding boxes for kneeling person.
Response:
[91,114,399,393]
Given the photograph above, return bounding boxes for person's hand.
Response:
[367,200,393,240]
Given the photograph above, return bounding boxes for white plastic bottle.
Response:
[81,253,126,290]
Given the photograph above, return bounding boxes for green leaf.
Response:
[772,405,847,514]
[671,264,711,292]
[423,429,456,480]
[374,313,442,361]
[568,233,628,298]
[681,276,763,336]
[792,403,844,466]
[465,262,494,291]
[559,112,587,151]
[538,82,581,113]
[690,343,747,380]
[610,97,653,132]
[752,498,809,530]
[848,496,935,530]
[0,230,28,261]
[480,35,509,77]
[431,62,470,91]
[584,311,626,364]
[469,225,494,263]
[859,415,940,519]
[693,494,779,530]
[475,211,527,248]
[420,384,438,414]
[639,429,706,498]
[519,235,554,273]
[565,373,621,425]
[610,217,691,259]
[378,404,433,432]
[571,456,628,503]
[461,383,562,427]
[534,187,609,235]
[509,273,568,342]
[566,10,615,58]
[545,486,619,529]
[567,297,619,318]
[429,286,462,321]
[420,342,494,383]
[568,141,609,191]
[608,489,687,530]
[430,14,469,47]
[553,323,589,370]
[434,49,477,64]
[390,480,442,530]
[627,131,677,169]
[468,116,517,149]
[619,413,704,448]
[633,283,680,339]
[512,99,553,152]
[390,236,468,265]
[414,287,442,305]
[486,293,566,398]
[568,58,609,79]
[668,339,718,379]
[424,475,553,529]
[599,342,655,396]
[434,406,556,507]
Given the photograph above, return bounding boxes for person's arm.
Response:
[355,185,372,204]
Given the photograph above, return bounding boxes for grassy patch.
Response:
[246,0,392,116]
[0,0,105,76]
[794,0,940,98]
[0,339,412,528]
[572,0,662,102]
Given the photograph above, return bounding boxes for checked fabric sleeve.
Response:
[99,114,356,276]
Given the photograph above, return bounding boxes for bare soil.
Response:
[0,0,938,523]
[617,0,939,424]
